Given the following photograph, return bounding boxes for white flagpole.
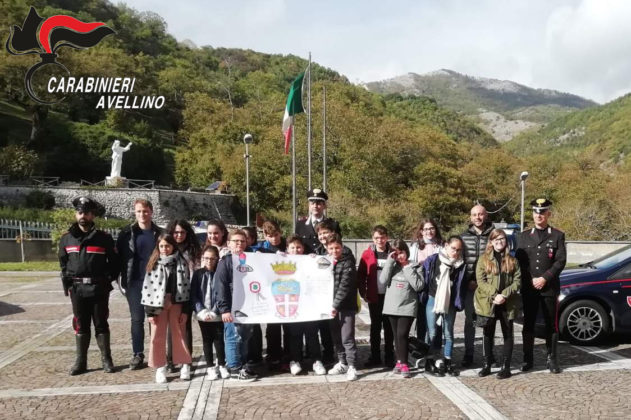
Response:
[307,52,312,190]
[291,124,296,233]
[322,85,327,192]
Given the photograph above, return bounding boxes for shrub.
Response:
[24,190,55,210]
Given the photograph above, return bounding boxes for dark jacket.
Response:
[332,253,358,312]
[421,253,467,311]
[295,216,341,254]
[515,226,566,296]
[59,223,119,293]
[116,222,162,288]
[461,222,493,282]
[191,267,219,315]
[215,253,235,314]
[357,243,391,303]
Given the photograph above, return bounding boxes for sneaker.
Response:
[312,360,327,375]
[219,365,230,379]
[155,366,167,384]
[180,364,191,381]
[129,354,144,370]
[328,362,349,375]
[346,366,358,381]
[207,365,219,380]
[393,361,402,374]
[237,368,256,382]
[289,361,302,376]
[400,364,411,378]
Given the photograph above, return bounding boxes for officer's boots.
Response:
[478,335,493,377]
[547,334,561,374]
[96,333,114,373]
[70,334,90,375]
[520,332,534,372]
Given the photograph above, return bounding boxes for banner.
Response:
[230,252,334,324]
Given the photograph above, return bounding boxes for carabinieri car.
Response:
[557,244,631,345]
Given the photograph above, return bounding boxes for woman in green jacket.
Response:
[474,228,521,379]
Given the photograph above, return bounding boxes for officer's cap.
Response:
[72,196,103,215]
[530,198,552,214]
[307,188,328,202]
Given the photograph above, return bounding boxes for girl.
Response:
[475,229,521,379]
[142,234,192,383]
[381,240,424,378]
[205,220,230,258]
[191,245,230,380]
[422,236,466,377]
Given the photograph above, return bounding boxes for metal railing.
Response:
[0,219,120,240]
[80,179,106,187]
[128,179,155,189]
[30,176,60,187]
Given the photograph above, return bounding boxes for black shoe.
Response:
[129,354,144,370]
[496,367,511,379]
[69,334,90,376]
[445,359,459,377]
[424,359,436,375]
[364,357,382,368]
[237,368,257,382]
[460,355,474,368]
[478,364,492,377]
[520,361,533,372]
[547,355,561,374]
[96,333,114,373]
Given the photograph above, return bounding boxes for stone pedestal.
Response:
[105,176,129,188]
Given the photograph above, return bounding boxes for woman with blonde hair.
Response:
[474,228,521,379]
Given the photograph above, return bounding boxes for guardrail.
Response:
[128,179,155,189]
[80,179,106,187]
[30,176,60,187]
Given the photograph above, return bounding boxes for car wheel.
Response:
[559,300,610,345]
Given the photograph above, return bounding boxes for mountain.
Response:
[363,69,598,142]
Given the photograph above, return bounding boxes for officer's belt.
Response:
[72,277,106,285]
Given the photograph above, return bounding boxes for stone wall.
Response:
[0,186,238,225]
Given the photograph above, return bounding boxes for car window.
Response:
[609,262,631,280]
[589,244,631,270]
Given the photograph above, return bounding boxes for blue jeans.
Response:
[224,323,253,369]
[126,279,145,355]
[426,295,456,359]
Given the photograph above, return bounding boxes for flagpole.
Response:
[322,85,327,192]
[307,52,312,190]
[291,124,296,233]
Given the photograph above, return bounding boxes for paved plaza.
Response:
[1,272,631,419]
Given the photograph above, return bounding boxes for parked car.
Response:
[555,244,631,345]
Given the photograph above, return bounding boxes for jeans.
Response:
[224,322,254,369]
[125,279,145,356]
[426,295,456,359]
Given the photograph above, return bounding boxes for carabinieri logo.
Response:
[5,6,115,105]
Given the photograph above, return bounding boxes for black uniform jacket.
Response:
[515,226,566,296]
[295,216,341,254]
[59,223,119,285]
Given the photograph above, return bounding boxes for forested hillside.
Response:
[1,0,629,240]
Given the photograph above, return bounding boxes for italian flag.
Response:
[282,72,305,154]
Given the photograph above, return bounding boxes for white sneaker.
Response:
[180,364,191,381]
[346,366,358,381]
[156,366,167,384]
[289,361,302,376]
[207,365,219,380]
[219,365,230,379]
[313,360,327,375]
[328,362,349,375]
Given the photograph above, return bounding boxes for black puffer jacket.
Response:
[460,222,493,282]
[332,253,357,311]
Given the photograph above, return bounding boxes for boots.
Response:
[478,360,492,377]
[424,358,436,376]
[445,358,459,376]
[479,334,493,377]
[70,334,90,376]
[521,332,534,372]
[496,358,512,379]
[547,334,561,373]
[96,333,114,373]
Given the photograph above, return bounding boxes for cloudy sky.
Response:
[121,0,631,104]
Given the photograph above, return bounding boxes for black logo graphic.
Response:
[6,7,115,104]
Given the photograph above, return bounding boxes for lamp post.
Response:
[243,133,253,226]
[520,171,529,232]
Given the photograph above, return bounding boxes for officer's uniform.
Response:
[515,198,566,373]
[295,189,341,254]
[59,197,119,375]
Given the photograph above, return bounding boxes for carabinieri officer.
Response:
[515,198,566,374]
[59,197,119,375]
[295,188,341,254]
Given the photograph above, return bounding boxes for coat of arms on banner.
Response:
[271,261,300,318]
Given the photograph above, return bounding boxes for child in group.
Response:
[325,233,359,381]
[253,221,287,253]
[191,245,230,380]
[142,234,192,383]
[285,235,327,376]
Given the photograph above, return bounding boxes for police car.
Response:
[556,244,631,345]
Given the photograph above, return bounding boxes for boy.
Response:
[326,233,359,381]
[357,225,394,367]
[253,221,287,253]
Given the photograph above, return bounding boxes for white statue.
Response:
[110,140,132,178]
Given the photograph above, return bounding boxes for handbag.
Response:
[475,304,495,328]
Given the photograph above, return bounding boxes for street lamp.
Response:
[243,133,253,226]
[520,171,529,232]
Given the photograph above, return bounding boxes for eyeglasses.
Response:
[493,237,507,243]
[173,231,186,236]
[422,227,436,232]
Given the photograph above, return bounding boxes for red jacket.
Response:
[357,243,390,303]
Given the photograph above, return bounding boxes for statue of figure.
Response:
[110,140,132,178]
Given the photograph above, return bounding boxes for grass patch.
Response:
[0,261,59,271]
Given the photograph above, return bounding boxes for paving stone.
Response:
[0,322,55,350]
